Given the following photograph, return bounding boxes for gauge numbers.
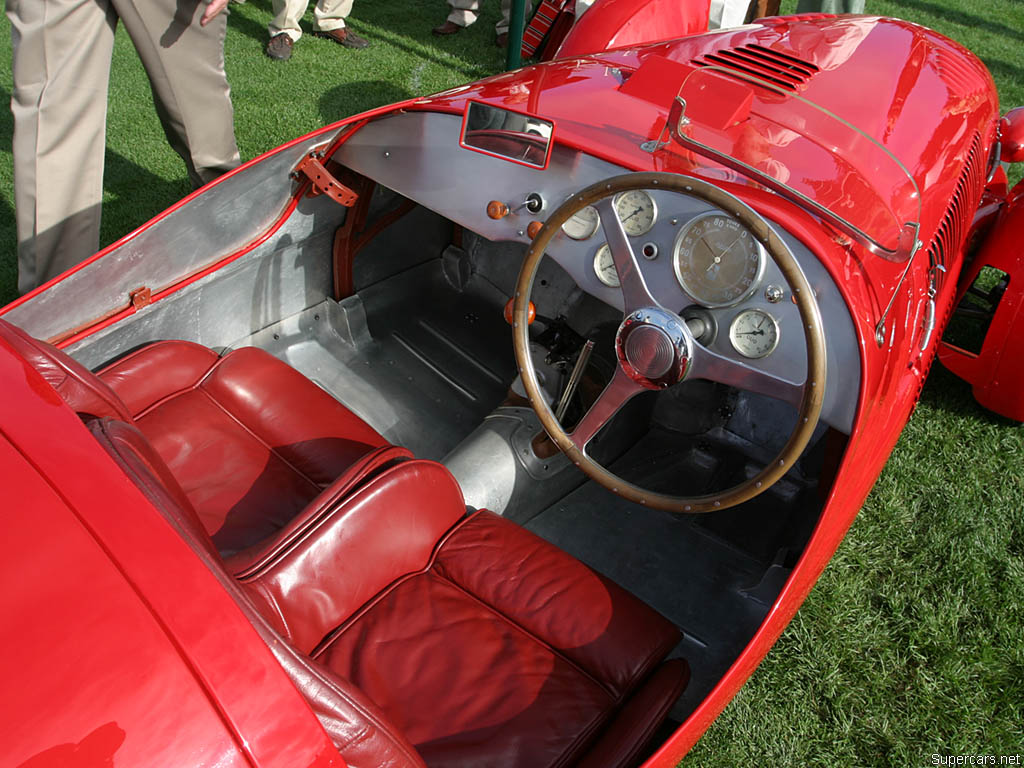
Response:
[729,309,779,359]
[593,244,620,287]
[562,205,600,240]
[613,190,657,236]
[673,212,764,307]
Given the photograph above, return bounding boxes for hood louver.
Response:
[693,44,819,92]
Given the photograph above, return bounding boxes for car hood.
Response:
[418,16,999,260]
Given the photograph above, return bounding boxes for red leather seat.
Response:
[8,316,690,766]
[0,320,392,553]
[89,413,690,768]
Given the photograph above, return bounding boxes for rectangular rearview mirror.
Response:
[460,101,554,169]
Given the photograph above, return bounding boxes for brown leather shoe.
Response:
[432,20,462,36]
[495,31,509,47]
[312,27,370,48]
[265,33,293,60]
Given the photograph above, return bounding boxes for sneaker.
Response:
[312,27,370,49]
[265,33,293,60]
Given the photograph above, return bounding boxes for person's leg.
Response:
[269,0,310,41]
[447,0,483,29]
[796,0,864,11]
[312,0,352,31]
[114,0,240,188]
[495,0,533,35]
[311,0,369,46]
[8,0,116,293]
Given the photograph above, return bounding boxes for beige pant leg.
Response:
[313,0,353,32]
[495,0,533,34]
[8,0,116,293]
[114,0,240,187]
[269,0,311,41]
[446,0,482,29]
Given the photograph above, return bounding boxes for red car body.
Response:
[2,11,1022,768]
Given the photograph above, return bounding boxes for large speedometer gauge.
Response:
[673,212,765,307]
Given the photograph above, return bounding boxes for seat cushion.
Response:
[317,512,684,768]
[100,341,389,553]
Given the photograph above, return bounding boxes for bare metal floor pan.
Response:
[232,259,518,461]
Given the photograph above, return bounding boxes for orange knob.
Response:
[504,298,536,325]
[526,221,544,239]
[487,200,510,220]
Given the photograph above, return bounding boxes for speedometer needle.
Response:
[720,234,744,257]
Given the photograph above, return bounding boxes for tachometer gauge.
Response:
[613,190,657,236]
[673,212,765,307]
[729,309,779,359]
[593,244,620,287]
[561,205,600,240]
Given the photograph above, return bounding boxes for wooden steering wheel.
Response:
[512,172,827,513]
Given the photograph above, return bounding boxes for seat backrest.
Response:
[88,416,427,768]
[0,320,133,422]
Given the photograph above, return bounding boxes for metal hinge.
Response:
[129,286,152,309]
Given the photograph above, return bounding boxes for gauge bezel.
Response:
[728,309,780,359]
[672,210,766,308]
[612,190,658,237]
[561,205,600,240]
[593,243,620,288]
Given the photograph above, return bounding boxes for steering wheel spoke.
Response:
[594,197,659,311]
[568,366,645,452]
[687,343,804,409]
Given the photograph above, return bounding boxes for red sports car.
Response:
[2,11,1022,768]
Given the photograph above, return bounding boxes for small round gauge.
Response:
[593,244,620,287]
[729,309,779,359]
[613,190,657,237]
[562,205,600,240]
[673,212,764,307]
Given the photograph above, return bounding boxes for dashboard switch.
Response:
[487,200,510,219]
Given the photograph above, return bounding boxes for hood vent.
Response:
[693,44,819,93]
[927,132,984,291]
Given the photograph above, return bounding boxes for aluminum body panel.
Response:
[5,130,341,343]
[67,194,339,368]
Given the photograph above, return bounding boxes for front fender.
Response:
[939,180,1024,422]
[554,0,709,59]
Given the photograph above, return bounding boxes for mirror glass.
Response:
[461,102,554,168]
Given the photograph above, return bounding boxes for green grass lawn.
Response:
[1,0,1022,764]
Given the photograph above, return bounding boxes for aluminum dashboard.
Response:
[335,110,860,432]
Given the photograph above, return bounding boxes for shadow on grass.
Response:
[917,361,1018,428]
[100,150,191,249]
[319,80,414,123]
[984,58,1024,91]
[227,0,275,45]
[886,0,1024,43]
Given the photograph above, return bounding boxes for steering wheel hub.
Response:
[616,308,691,389]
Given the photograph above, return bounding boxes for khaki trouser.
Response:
[446,0,533,34]
[269,0,352,41]
[7,0,239,294]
